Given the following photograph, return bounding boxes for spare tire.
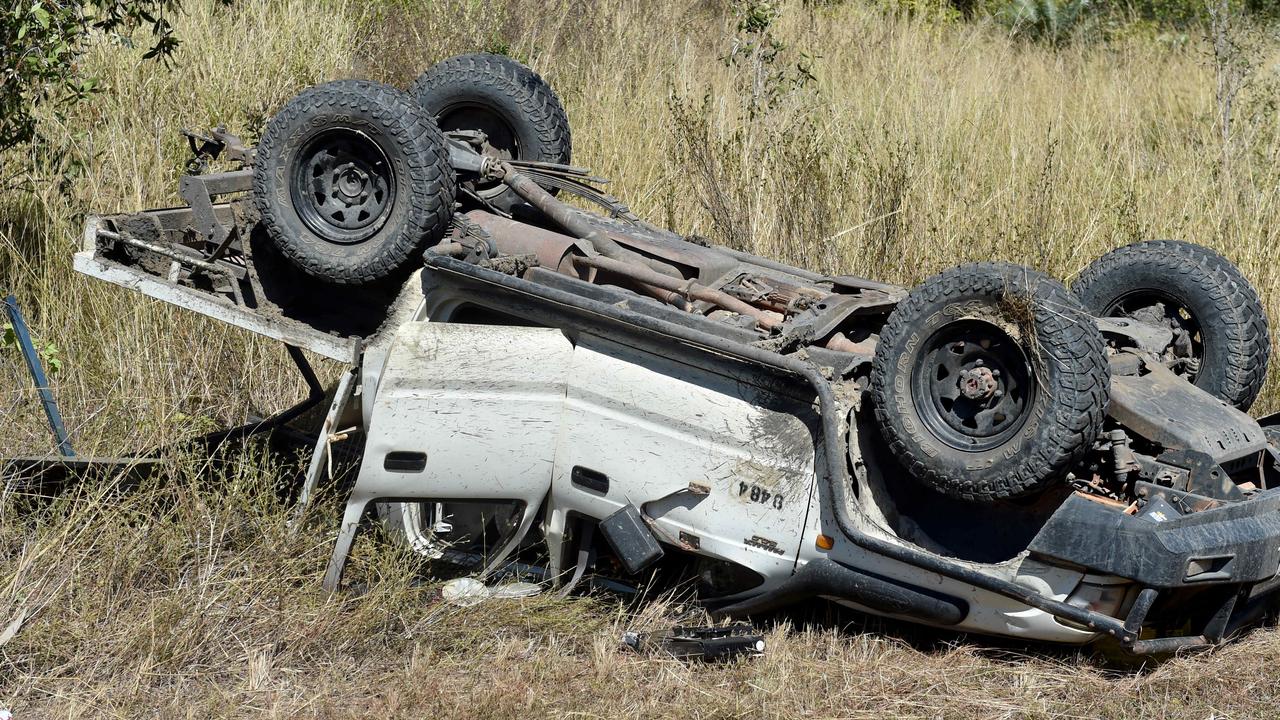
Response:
[870,263,1110,502]
[1072,240,1270,411]
[409,53,571,211]
[252,80,455,286]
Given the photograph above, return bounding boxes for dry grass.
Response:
[4,0,1280,716]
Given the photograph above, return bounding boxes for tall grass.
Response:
[3,0,1280,715]
[4,0,1280,457]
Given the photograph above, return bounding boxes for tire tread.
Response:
[252,80,455,285]
[1072,240,1270,410]
[870,262,1111,501]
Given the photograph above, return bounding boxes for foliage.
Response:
[1119,0,1280,26]
[989,0,1280,42]
[819,0,1280,32]
[0,1,218,153]
[1,321,61,374]
[722,0,816,117]
[1118,0,1204,25]
[996,0,1092,43]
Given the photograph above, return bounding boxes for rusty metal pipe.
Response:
[638,285,694,312]
[824,331,877,355]
[428,241,470,258]
[498,161,771,326]
[463,211,690,310]
[464,211,587,279]
[573,255,780,330]
[498,163,681,279]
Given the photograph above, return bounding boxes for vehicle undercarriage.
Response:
[71,53,1280,655]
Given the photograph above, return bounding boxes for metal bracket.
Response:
[291,366,359,523]
[179,169,252,259]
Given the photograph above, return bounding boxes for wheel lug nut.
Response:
[974,359,984,367]
[991,369,1000,377]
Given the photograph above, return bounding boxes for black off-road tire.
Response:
[252,80,455,286]
[870,263,1111,502]
[1072,240,1270,411]
[409,53,571,211]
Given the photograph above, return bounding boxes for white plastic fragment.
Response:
[441,578,489,607]
[489,582,542,599]
[442,578,543,606]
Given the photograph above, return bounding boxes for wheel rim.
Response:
[437,102,519,199]
[1105,289,1203,382]
[289,129,395,245]
[911,319,1037,452]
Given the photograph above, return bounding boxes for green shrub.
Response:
[0,1,222,153]
[1123,0,1280,25]
[807,0,963,22]
[996,0,1092,43]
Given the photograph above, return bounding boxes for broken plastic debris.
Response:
[441,578,489,606]
[1,709,12,720]
[441,578,543,606]
[622,623,765,661]
[489,581,542,599]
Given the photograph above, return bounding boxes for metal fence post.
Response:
[3,295,74,457]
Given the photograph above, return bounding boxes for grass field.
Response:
[3,0,1280,716]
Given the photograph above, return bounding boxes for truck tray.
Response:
[76,213,375,363]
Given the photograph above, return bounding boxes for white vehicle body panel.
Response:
[345,318,1106,643]
[544,336,820,591]
[326,321,573,582]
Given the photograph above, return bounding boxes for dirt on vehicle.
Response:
[62,50,1280,662]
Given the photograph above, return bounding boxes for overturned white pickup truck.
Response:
[77,54,1280,654]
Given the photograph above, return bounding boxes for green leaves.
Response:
[40,341,62,374]
[0,1,222,154]
[721,1,815,119]
[1,322,62,375]
[996,0,1091,44]
[31,4,51,29]
[0,320,61,376]
[0,2,78,149]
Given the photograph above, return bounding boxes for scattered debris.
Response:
[0,608,28,648]
[622,623,765,661]
[441,578,542,607]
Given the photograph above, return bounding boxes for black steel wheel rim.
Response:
[437,102,519,199]
[1105,289,1204,383]
[290,129,395,245]
[911,319,1037,452]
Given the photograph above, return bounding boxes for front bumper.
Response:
[1027,489,1280,652]
[1030,491,1280,589]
